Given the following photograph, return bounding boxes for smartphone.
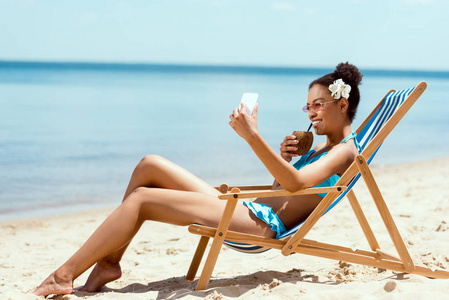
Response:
[240,93,259,116]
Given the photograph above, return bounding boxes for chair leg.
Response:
[195,235,226,290]
[195,198,239,290]
[346,189,380,251]
[356,155,415,273]
[186,236,210,282]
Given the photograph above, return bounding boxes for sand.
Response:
[1,157,449,299]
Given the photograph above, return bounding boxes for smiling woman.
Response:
[308,63,363,122]
[253,62,363,230]
[32,62,365,297]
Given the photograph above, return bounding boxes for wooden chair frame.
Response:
[185,82,449,290]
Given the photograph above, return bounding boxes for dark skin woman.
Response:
[33,62,363,296]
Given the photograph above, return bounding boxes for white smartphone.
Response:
[240,93,259,116]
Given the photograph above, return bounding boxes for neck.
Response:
[325,124,353,147]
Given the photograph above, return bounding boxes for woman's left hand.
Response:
[229,103,259,142]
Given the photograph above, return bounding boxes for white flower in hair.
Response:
[328,79,351,99]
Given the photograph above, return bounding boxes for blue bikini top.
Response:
[292,131,361,197]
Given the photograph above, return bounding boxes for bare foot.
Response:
[32,271,73,296]
[79,261,122,293]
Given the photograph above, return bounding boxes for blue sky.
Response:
[1,0,448,70]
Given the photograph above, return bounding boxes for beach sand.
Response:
[2,157,449,299]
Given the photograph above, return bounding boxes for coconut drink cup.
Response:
[291,130,314,155]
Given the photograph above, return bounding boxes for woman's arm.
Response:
[229,104,354,192]
[245,133,308,192]
[272,134,302,189]
[250,134,354,192]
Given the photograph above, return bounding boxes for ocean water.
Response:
[1,62,448,221]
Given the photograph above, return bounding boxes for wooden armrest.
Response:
[215,184,273,194]
[217,186,347,200]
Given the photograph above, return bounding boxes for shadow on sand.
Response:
[48,268,408,299]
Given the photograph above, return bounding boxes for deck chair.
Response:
[185,81,449,290]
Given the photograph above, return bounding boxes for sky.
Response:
[1,0,448,71]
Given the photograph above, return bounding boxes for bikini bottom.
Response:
[243,201,287,239]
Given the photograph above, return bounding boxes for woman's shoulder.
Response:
[328,139,359,166]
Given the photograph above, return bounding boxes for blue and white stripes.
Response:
[358,88,414,151]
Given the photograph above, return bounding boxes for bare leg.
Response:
[33,155,267,296]
[80,155,221,292]
[33,183,272,296]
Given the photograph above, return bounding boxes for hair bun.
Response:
[334,62,363,87]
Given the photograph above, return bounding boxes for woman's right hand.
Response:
[280,135,299,163]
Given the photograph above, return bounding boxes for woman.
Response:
[32,62,363,296]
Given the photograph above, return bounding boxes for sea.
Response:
[1,61,448,222]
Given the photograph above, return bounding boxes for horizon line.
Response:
[1,59,449,78]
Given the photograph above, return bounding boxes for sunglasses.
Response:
[302,99,339,113]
